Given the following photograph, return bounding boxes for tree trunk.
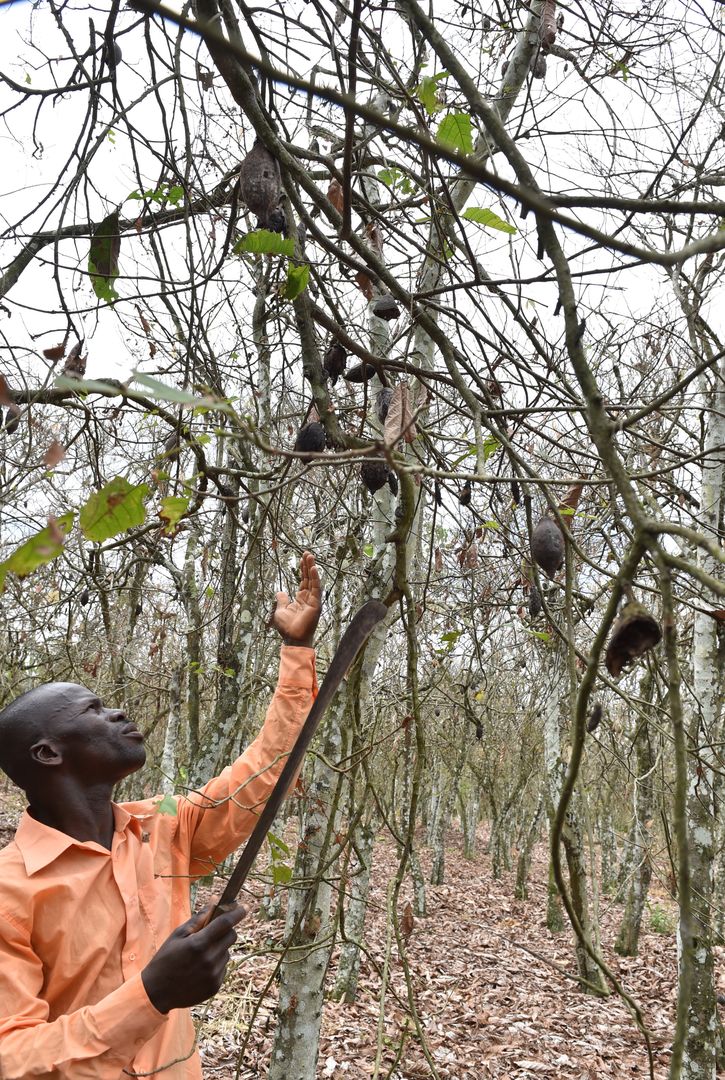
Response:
[515,792,544,901]
[430,743,466,885]
[331,819,376,1003]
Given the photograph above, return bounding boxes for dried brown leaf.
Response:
[43,343,66,361]
[43,439,66,468]
[0,375,12,406]
[384,382,417,445]
[355,271,374,300]
[327,178,344,213]
[401,901,414,940]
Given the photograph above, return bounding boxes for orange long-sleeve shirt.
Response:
[0,646,317,1080]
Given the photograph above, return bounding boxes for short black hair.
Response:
[0,685,52,791]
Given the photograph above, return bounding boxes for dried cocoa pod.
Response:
[475,721,483,740]
[296,221,307,252]
[360,460,388,493]
[324,342,347,385]
[5,408,21,435]
[458,480,472,507]
[434,481,443,507]
[376,387,393,422]
[531,516,564,577]
[79,588,90,606]
[511,480,521,506]
[605,602,662,677]
[371,294,400,321]
[344,363,376,384]
[587,703,603,733]
[239,140,281,226]
[540,0,557,50]
[528,584,542,617]
[63,342,86,378]
[387,470,399,496]
[294,421,326,462]
[267,206,288,236]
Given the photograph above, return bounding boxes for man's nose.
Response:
[107,707,126,723]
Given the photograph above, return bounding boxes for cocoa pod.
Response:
[239,140,281,226]
[387,470,399,496]
[371,294,400,321]
[587,703,602,733]
[528,584,542,617]
[376,387,393,422]
[294,421,326,462]
[324,342,347,385]
[360,460,388,493]
[458,480,472,507]
[344,363,376,384]
[605,602,661,677]
[531,516,564,577]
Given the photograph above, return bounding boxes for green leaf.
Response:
[88,210,121,304]
[268,831,291,857]
[0,513,74,592]
[131,372,235,414]
[415,71,448,115]
[483,435,501,461]
[167,185,184,207]
[461,206,517,234]
[482,519,500,531]
[280,262,310,301]
[363,543,374,558]
[158,495,189,532]
[440,630,461,643]
[272,863,293,886]
[528,629,551,642]
[233,229,295,257]
[157,794,178,816]
[79,477,150,542]
[436,112,473,155]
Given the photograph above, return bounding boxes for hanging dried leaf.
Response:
[44,439,66,468]
[366,220,383,255]
[605,602,662,677]
[465,543,479,569]
[531,54,547,79]
[559,482,584,515]
[0,376,11,407]
[540,0,557,49]
[434,547,443,573]
[458,480,472,507]
[355,271,375,300]
[434,481,443,507]
[239,140,281,226]
[531,516,564,578]
[384,382,417,445]
[62,341,86,378]
[43,343,66,361]
[327,178,344,213]
[401,901,414,940]
[4,406,21,434]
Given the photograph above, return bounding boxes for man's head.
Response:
[0,683,145,798]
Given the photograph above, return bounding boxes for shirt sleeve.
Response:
[0,910,167,1079]
[178,645,317,876]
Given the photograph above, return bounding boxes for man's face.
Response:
[33,683,146,784]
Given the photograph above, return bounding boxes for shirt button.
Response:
[128,952,136,961]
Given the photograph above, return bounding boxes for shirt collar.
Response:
[14,803,143,876]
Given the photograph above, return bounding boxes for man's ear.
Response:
[30,740,63,767]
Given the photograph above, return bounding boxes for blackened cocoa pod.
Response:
[5,409,20,435]
[511,480,521,506]
[528,584,542,617]
[79,588,90,606]
[458,480,472,507]
[296,221,307,252]
[239,140,282,223]
[344,363,376,384]
[376,387,393,421]
[531,516,564,577]
[371,294,400,321]
[387,470,399,496]
[587,703,603,733]
[324,342,347,385]
[434,481,443,507]
[294,421,326,462]
[241,502,250,524]
[360,460,388,493]
[605,602,662,677]
[267,206,288,236]
[475,721,483,740]
[134,602,143,617]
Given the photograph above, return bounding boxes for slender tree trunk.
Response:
[331,818,376,1003]
[430,743,466,885]
[515,792,544,901]
[616,674,657,956]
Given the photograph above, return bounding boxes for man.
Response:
[0,551,321,1079]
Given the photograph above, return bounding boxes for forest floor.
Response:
[198,825,724,1080]
[1,783,722,1079]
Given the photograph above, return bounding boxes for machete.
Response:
[207,598,387,922]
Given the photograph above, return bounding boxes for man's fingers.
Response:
[197,904,247,942]
[275,591,291,611]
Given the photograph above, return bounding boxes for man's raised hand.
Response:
[271,551,321,648]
